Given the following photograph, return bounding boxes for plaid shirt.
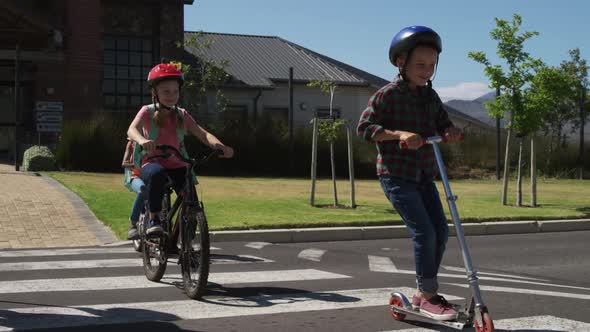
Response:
[357,75,454,182]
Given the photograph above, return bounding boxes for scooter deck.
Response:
[389,305,471,330]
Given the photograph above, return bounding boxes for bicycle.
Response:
[136,144,221,299]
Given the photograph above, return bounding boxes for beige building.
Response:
[183,32,490,132]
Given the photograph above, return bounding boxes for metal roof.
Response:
[184,32,388,88]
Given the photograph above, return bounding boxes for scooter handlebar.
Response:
[399,134,464,149]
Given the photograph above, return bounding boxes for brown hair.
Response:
[151,91,184,129]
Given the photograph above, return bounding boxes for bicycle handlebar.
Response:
[145,144,223,166]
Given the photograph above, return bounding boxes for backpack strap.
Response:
[132,104,190,168]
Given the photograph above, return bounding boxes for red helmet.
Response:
[147,63,184,86]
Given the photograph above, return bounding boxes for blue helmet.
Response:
[389,26,442,66]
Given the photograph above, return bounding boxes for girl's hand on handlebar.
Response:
[141,139,156,153]
[443,127,463,143]
[215,144,234,158]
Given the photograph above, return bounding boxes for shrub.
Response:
[22,145,57,171]
[56,112,129,172]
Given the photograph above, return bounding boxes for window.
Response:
[315,108,341,119]
[103,36,154,111]
[224,104,249,122]
[262,106,289,134]
[263,106,288,122]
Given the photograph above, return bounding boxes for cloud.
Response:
[436,82,492,102]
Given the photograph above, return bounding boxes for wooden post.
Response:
[288,67,294,173]
[14,44,20,171]
[310,117,318,206]
[516,137,523,207]
[346,125,356,208]
[531,135,537,207]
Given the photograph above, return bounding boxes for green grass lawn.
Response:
[46,172,590,240]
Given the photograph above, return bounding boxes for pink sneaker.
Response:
[419,295,458,321]
[411,295,421,310]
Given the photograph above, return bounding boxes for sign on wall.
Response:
[35,101,63,133]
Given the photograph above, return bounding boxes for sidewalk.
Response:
[0,163,117,249]
[209,218,590,243]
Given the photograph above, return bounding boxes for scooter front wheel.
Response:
[388,295,406,321]
[474,310,494,332]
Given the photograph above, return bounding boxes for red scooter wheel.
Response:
[474,310,494,332]
[388,295,406,321]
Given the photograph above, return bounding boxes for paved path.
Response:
[0,163,117,249]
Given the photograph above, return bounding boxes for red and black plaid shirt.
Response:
[357,75,454,182]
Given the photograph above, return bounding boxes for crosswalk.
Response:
[0,242,588,331]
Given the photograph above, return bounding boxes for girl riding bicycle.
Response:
[127,63,234,236]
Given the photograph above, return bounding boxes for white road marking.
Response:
[0,287,462,331]
[368,255,398,273]
[389,315,590,331]
[441,265,548,281]
[0,255,273,271]
[0,269,350,294]
[0,247,133,257]
[371,267,590,291]
[297,249,326,262]
[245,242,272,249]
[445,282,590,301]
[0,259,142,271]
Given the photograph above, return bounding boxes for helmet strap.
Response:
[399,47,416,82]
[153,93,174,110]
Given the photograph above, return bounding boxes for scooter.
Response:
[389,136,494,332]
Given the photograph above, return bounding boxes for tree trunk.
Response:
[516,137,523,207]
[531,135,537,207]
[501,128,512,205]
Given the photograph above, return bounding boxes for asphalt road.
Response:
[0,231,588,331]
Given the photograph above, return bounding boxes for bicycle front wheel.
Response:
[180,205,210,299]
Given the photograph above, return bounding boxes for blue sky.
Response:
[184,1,589,101]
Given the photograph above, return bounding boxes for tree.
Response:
[307,80,343,207]
[173,32,231,116]
[561,48,589,179]
[524,65,577,206]
[468,13,542,206]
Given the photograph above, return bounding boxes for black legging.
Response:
[140,163,186,213]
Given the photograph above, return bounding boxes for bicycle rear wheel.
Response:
[180,205,210,299]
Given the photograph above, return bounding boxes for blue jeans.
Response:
[129,177,145,225]
[379,175,449,294]
[140,163,186,213]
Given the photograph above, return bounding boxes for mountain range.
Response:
[445,92,590,142]
[444,91,505,128]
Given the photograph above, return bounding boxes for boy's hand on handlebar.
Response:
[141,139,156,153]
[399,132,423,150]
[443,127,463,143]
[215,144,234,158]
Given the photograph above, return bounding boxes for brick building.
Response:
[0,0,192,166]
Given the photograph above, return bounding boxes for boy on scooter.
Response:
[357,26,462,321]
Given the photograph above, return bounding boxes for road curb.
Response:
[210,219,590,243]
